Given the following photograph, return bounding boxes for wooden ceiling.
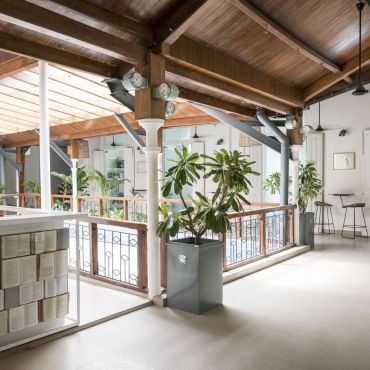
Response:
[0,0,369,146]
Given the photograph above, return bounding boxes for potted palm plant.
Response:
[297,161,322,248]
[158,146,259,314]
[263,171,293,201]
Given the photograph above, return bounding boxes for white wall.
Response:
[303,83,370,229]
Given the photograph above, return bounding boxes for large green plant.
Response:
[157,147,259,245]
[51,166,89,196]
[297,161,322,214]
[87,169,127,197]
[263,172,292,195]
[25,179,41,194]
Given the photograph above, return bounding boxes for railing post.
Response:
[33,194,39,208]
[20,195,25,208]
[98,199,104,217]
[288,208,294,245]
[259,213,266,256]
[77,197,82,212]
[89,222,98,276]
[137,229,148,291]
[124,200,129,220]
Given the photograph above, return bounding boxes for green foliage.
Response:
[297,161,322,214]
[25,179,41,194]
[51,166,89,196]
[87,168,128,197]
[263,172,292,195]
[157,146,259,245]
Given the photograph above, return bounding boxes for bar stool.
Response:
[341,202,368,239]
[314,201,335,234]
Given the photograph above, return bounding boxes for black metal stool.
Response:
[314,201,335,234]
[341,202,368,239]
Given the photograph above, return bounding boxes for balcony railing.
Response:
[0,193,295,293]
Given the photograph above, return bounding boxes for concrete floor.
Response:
[1,234,370,370]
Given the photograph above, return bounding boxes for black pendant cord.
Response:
[316,101,323,131]
[358,1,363,86]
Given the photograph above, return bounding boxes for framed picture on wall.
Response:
[333,152,355,170]
[137,161,146,173]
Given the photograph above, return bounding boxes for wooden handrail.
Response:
[227,204,296,219]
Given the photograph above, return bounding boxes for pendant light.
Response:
[352,1,368,96]
[316,101,324,131]
[111,134,117,146]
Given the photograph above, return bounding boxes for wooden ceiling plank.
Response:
[0,112,39,125]
[0,56,37,79]
[0,31,114,77]
[167,61,293,114]
[178,87,255,117]
[1,76,108,117]
[0,86,93,121]
[18,70,124,113]
[162,36,302,108]
[302,46,370,101]
[0,93,81,122]
[40,0,153,41]
[231,0,341,74]
[0,102,64,125]
[155,0,213,45]
[29,66,129,111]
[0,0,145,64]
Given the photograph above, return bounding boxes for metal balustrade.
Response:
[0,193,294,293]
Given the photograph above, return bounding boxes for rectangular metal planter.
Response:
[299,212,315,249]
[167,238,223,314]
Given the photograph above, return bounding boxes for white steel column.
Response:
[38,61,51,211]
[139,118,164,299]
[71,158,78,212]
[291,145,302,244]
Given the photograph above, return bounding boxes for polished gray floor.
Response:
[1,235,370,370]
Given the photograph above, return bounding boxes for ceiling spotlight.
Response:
[165,101,176,116]
[285,115,297,129]
[153,82,179,101]
[122,71,147,91]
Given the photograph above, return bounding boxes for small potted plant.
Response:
[158,146,259,314]
[297,161,322,248]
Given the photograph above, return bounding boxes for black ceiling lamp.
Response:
[193,126,200,139]
[111,134,117,146]
[316,101,324,131]
[353,1,368,96]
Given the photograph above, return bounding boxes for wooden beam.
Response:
[43,0,153,41]
[0,107,247,147]
[135,53,166,121]
[0,32,115,77]
[167,61,293,114]
[302,46,370,101]
[0,56,37,79]
[178,87,255,117]
[162,36,302,108]
[154,0,212,45]
[0,0,145,64]
[232,0,341,74]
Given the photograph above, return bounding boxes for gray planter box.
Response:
[167,238,223,314]
[299,212,315,249]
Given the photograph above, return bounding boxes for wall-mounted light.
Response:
[122,71,147,91]
[339,129,347,137]
[216,138,224,145]
[153,82,179,101]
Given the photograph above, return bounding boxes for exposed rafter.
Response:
[0,0,146,64]
[154,0,212,45]
[231,0,341,74]
[178,87,256,117]
[303,46,370,101]
[0,56,38,79]
[41,0,154,42]
[167,61,293,114]
[0,32,115,77]
[161,36,303,108]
